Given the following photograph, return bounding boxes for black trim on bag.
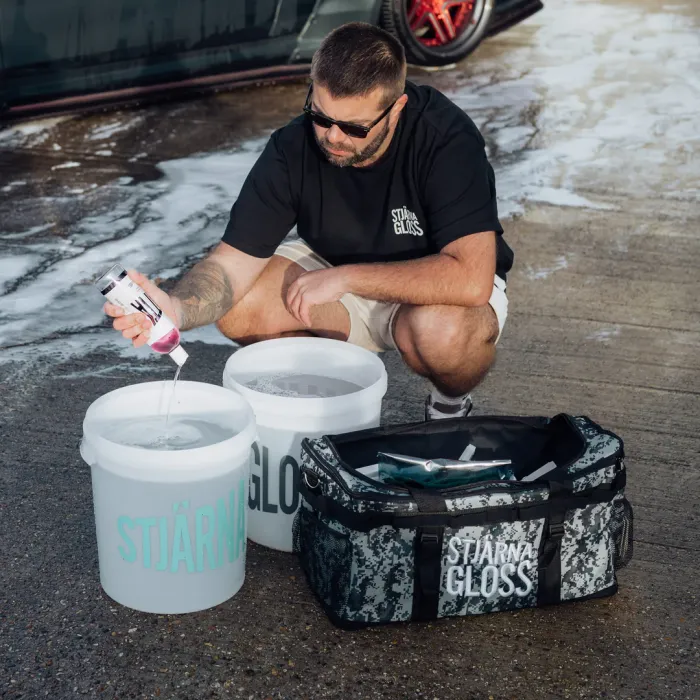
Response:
[299,471,626,532]
[537,512,566,606]
[412,528,444,621]
[301,414,624,506]
[302,441,622,516]
[408,489,447,622]
[321,414,589,488]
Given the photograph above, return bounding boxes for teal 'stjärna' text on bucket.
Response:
[116,482,246,572]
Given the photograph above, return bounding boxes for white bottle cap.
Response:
[169,345,189,367]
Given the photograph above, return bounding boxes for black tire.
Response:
[381,0,495,67]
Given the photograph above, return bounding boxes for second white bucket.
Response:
[223,337,387,551]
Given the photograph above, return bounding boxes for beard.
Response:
[315,119,391,168]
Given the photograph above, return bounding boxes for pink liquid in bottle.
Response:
[151,327,182,354]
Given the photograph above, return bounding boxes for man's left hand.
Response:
[286,267,349,327]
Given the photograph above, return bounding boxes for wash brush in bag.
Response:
[378,452,514,488]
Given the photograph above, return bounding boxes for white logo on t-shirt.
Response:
[391,206,424,236]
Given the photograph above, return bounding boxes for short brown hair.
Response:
[310,22,407,107]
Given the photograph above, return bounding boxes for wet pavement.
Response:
[1,0,699,698]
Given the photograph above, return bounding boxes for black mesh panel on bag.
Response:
[611,498,634,569]
[294,507,351,615]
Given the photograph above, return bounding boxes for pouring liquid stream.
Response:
[164,365,182,443]
[105,365,237,451]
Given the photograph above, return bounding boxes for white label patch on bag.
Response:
[445,536,537,599]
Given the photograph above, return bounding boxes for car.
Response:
[0,0,543,120]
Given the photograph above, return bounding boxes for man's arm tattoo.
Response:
[171,259,234,331]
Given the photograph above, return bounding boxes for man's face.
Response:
[310,84,395,167]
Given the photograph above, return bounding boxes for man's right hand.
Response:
[104,270,181,348]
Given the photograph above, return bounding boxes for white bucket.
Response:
[80,381,256,614]
[223,337,387,552]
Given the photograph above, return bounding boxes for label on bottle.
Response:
[103,277,175,346]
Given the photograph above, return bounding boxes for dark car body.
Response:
[0,0,543,120]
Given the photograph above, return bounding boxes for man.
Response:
[106,22,513,420]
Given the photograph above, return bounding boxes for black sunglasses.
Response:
[303,84,397,139]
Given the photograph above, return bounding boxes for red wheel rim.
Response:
[407,0,476,47]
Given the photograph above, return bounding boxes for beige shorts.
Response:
[275,237,508,354]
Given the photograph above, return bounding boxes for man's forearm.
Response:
[171,258,234,331]
[342,254,492,308]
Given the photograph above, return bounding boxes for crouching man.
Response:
[106,22,513,420]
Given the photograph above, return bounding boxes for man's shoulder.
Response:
[405,81,484,148]
[269,115,307,155]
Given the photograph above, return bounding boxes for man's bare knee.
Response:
[396,304,497,372]
[402,304,495,346]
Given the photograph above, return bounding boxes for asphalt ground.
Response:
[1,0,699,698]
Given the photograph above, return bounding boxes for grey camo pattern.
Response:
[302,438,416,515]
[572,464,617,493]
[296,504,415,624]
[567,418,622,477]
[446,486,548,512]
[345,526,415,623]
[304,438,552,515]
[438,519,544,617]
[296,505,352,614]
[560,501,616,601]
[298,419,626,625]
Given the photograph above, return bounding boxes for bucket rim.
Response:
[222,337,388,414]
[82,380,257,468]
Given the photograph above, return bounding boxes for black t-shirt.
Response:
[223,81,513,279]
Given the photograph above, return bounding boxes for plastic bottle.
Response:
[96,263,188,367]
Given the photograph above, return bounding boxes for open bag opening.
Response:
[327,414,588,484]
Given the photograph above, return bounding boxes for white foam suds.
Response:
[587,326,622,343]
[449,0,700,213]
[87,117,144,141]
[0,117,70,148]
[0,223,53,240]
[0,254,43,293]
[1,181,27,193]
[524,187,615,211]
[524,256,570,281]
[51,161,81,170]
[0,142,265,361]
[1,0,697,368]
[56,363,173,380]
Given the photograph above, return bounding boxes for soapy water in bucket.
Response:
[243,373,364,398]
[107,416,235,451]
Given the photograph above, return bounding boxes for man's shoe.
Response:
[425,393,473,421]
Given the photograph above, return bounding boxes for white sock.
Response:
[430,386,469,406]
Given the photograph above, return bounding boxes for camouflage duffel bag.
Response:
[293,414,633,629]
